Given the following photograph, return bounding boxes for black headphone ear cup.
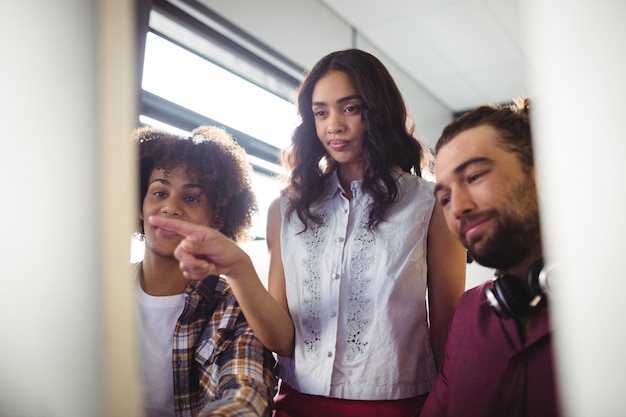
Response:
[487,275,531,320]
[526,258,545,296]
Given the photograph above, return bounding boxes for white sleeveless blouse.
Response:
[277,171,438,400]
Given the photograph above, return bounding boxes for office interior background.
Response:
[1,0,624,416]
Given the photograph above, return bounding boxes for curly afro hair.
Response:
[134,125,258,242]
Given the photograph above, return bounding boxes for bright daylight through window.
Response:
[134,32,299,276]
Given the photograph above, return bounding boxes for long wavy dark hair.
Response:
[282,49,426,231]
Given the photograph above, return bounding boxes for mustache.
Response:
[459,210,497,235]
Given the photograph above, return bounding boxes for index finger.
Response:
[148,215,207,242]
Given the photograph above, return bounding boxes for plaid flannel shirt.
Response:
[171,275,276,417]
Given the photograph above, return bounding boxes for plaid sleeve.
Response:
[196,297,276,417]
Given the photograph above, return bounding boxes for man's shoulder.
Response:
[448,280,497,327]
[458,280,492,307]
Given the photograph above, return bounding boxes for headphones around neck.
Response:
[486,258,551,320]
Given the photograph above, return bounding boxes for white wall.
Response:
[465,261,494,290]
[523,1,626,415]
[0,1,140,416]
[198,0,453,149]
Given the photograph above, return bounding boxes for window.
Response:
[134,0,303,276]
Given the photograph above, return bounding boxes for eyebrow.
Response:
[433,156,493,195]
[312,94,362,107]
[149,178,203,191]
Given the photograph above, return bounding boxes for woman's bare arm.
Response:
[147,202,295,356]
[426,200,467,368]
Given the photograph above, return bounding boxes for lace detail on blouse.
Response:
[344,215,375,362]
[301,211,329,358]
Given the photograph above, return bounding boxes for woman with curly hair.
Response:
[135,125,275,417]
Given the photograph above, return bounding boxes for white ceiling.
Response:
[318,0,527,113]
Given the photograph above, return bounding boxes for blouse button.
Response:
[327,351,333,357]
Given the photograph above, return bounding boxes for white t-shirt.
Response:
[137,283,185,417]
[277,171,437,400]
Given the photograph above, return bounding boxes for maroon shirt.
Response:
[421,281,561,417]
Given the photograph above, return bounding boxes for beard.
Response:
[467,213,540,270]
[463,176,541,270]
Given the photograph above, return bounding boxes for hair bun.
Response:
[511,97,530,117]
